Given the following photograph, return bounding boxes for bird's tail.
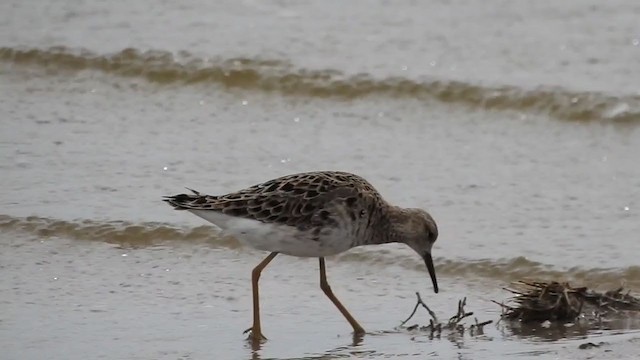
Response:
[163,188,215,210]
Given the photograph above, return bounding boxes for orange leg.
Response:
[319,257,365,335]
[245,252,278,342]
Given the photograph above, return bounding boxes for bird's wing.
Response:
[163,171,382,228]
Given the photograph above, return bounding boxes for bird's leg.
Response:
[244,252,278,342]
[319,257,365,335]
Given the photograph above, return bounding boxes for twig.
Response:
[401,293,491,337]
[400,298,421,327]
[447,297,473,328]
[400,292,439,326]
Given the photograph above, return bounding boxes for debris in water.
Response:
[493,280,640,323]
[400,292,492,338]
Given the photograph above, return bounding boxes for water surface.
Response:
[1,0,640,359]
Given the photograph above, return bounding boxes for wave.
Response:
[0,214,240,249]
[338,251,640,289]
[1,46,638,123]
[2,214,639,288]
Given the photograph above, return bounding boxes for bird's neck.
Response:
[369,205,412,246]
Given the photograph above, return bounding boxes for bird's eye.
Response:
[359,210,366,217]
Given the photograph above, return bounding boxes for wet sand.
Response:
[2,216,640,359]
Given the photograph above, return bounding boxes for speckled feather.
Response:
[164,171,383,235]
[163,170,438,263]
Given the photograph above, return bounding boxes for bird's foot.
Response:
[351,329,366,346]
[243,327,267,342]
[353,325,366,336]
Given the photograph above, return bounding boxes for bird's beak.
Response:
[423,252,438,293]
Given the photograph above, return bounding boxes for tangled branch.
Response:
[493,280,640,322]
[400,292,492,337]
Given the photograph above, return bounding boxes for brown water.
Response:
[2,1,640,359]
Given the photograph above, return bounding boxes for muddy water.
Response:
[2,0,640,359]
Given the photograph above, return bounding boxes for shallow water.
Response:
[1,0,640,359]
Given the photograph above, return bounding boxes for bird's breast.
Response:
[190,210,354,257]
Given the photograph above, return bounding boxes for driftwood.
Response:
[400,281,639,340]
[400,292,492,337]
[493,280,640,322]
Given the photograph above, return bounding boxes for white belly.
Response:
[189,210,352,257]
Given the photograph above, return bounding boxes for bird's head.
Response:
[392,208,439,293]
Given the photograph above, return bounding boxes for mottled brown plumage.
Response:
[165,171,381,230]
[164,171,436,247]
[163,170,440,340]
